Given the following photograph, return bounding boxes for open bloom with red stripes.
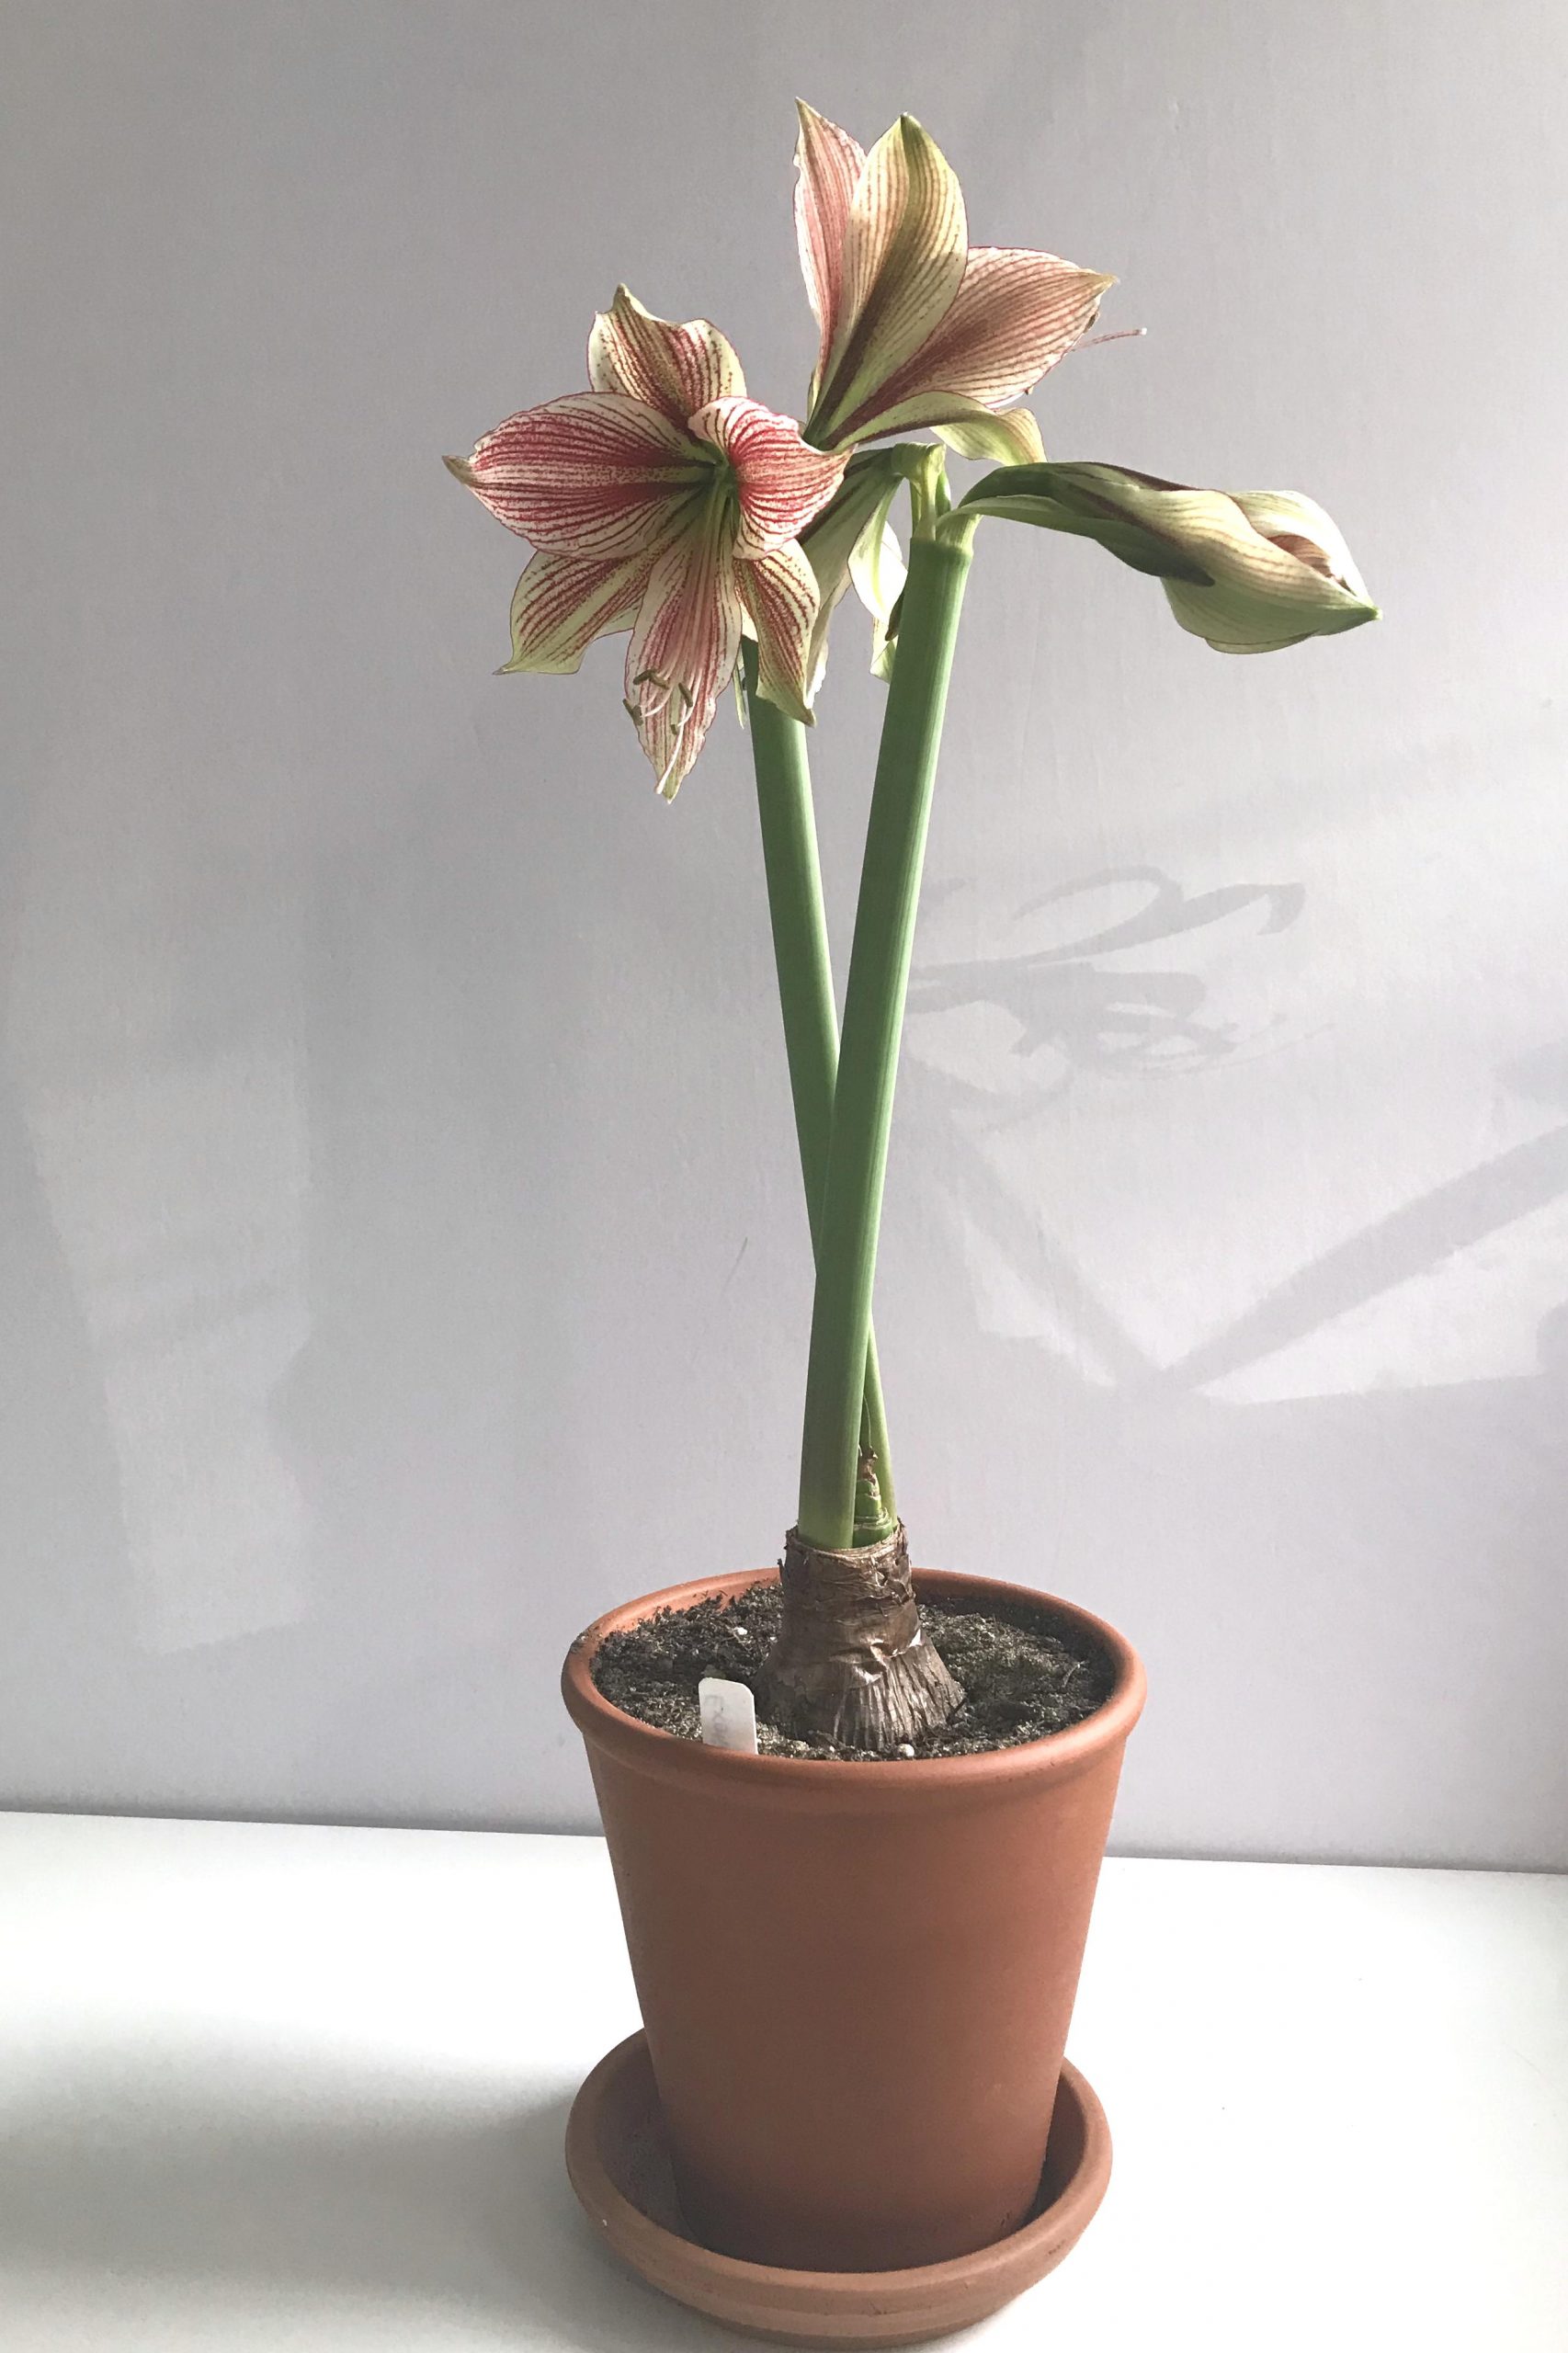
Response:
[447,289,847,795]
[794,104,1114,463]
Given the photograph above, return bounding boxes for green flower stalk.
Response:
[793,532,971,1551]
[742,644,896,1542]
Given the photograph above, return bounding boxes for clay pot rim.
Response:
[562,1565,1145,1802]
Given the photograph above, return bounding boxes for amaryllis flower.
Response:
[795,104,1114,463]
[447,289,847,794]
[957,462,1380,651]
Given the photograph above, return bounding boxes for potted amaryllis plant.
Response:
[449,102,1376,2343]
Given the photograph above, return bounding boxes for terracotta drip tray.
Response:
[564,2031,1111,2348]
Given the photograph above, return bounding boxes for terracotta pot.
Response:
[562,1566,1143,2275]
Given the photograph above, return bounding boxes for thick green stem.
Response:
[744,652,895,1536]
[795,536,973,1550]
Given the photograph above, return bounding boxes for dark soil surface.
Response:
[590,1583,1115,1761]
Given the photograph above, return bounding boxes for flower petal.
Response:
[735,539,822,723]
[960,462,1380,653]
[847,500,906,682]
[624,502,744,795]
[876,247,1111,416]
[1228,490,1373,602]
[447,392,707,555]
[1161,488,1380,652]
[587,286,746,426]
[794,102,868,404]
[796,453,904,693]
[499,541,668,676]
[1051,468,1379,645]
[809,114,968,444]
[933,404,1046,464]
[688,396,848,556]
[956,460,1217,576]
[826,384,1052,455]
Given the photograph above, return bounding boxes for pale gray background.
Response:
[3,0,1564,1867]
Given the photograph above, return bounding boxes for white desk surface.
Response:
[0,1813,1562,2351]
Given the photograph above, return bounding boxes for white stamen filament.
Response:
[630,669,699,794]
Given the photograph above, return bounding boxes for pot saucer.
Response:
[564,2030,1110,2348]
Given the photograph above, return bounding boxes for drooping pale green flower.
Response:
[957,461,1380,651]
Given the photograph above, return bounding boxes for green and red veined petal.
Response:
[500,537,673,676]
[1049,468,1371,614]
[796,451,904,693]
[793,102,867,404]
[446,392,708,556]
[824,383,1050,453]
[873,246,1112,416]
[688,396,848,557]
[846,494,906,682]
[623,500,745,796]
[1227,491,1372,602]
[933,404,1046,464]
[827,248,1111,449]
[735,538,822,723]
[979,463,1380,653]
[1160,485,1379,651]
[809,115,968,445]
[587,287,746,426]
[1162,560,1377,651]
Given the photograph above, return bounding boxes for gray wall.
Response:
[4,0,1564,1867]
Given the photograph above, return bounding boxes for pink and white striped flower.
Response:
[795,104,1115,464]
[447,289,847,796]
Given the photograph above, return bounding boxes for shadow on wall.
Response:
[910,867,1307,1095]
[888,881,1568,1865]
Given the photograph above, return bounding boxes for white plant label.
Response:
[699,1677,759,1755]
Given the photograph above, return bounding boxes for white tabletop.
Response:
[0,1813,1562,2351]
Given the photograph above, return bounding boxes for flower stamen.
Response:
[627,668,699,794]
[1076,324,1147,353]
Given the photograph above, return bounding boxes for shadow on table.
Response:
[0,2051,749,2350]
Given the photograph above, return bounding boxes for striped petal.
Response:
[794,103,867,404]
[955,460,1215,576]
[831,384,1053,460]
[1228,491,1373,601]
[624,503,744,796]
[1161,486,1378,652]
[796,453,905,693]
[935,404,1047,463]
[1044,469,1378,649]
[809,115,968,445]
[877,246,1111,415]
[446,392,707,555]
[688,396,847,557]
[587,286,746,426]
[499,540,668,676]
[848,499,906,682]
[736,539,822,723]
[956,461,1379,654]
